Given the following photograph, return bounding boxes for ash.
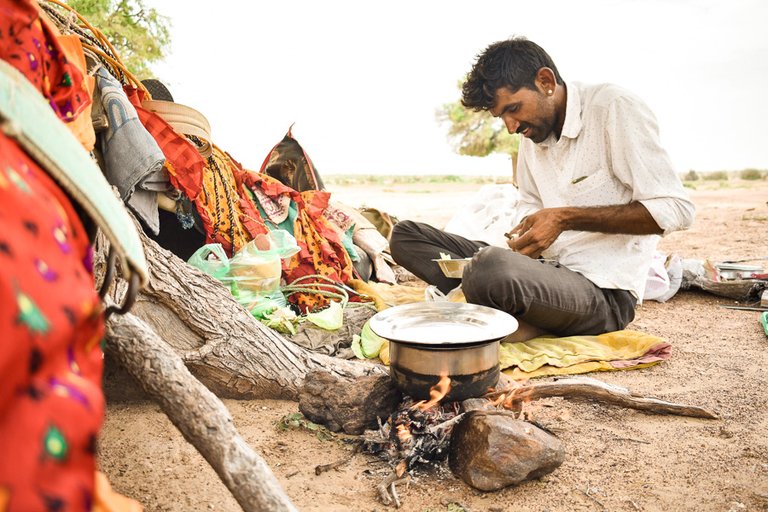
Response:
[362,397,464,472]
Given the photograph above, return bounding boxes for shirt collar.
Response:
[539,81,583,147]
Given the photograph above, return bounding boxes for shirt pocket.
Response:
[565,168,623,207]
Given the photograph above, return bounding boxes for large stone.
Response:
[448,410,565,491]
[299,370,401,435]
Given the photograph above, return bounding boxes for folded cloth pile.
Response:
[500,329,672,379]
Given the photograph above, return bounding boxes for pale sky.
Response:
[150,0,768,176]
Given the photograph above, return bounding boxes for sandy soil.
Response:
[99,179,768,512]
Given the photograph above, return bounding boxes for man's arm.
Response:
[509,90,694,258]
[508,202,659,258]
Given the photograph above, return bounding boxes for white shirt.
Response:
[515,81,695,301]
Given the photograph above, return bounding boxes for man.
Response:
[389,37,694,341]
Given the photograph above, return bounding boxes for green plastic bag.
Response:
[187,233,300,321]
[226,231,300,296]
[187,243,230,280]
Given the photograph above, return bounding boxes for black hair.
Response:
[461,37,564,111]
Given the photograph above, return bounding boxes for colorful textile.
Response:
[55,34,96,151]
[1,4,142,508]
[0,0,90,123]
[500,329,672,379]
[123,85,204,202]
[348,280,427,310]
[243,171,354,311]
[0,133,105,511]
[191,145,265,255]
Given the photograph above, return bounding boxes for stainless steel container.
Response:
[369,302,518,402]
[388,339,500,401]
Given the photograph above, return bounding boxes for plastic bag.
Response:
[227,230,300,296]
[187,243,230,280]
[187,231,299,319]
[644,251,671,301]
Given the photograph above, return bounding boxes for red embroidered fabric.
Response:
[0,0,90,123]
[123,85,204,200]
[0,133,105,511]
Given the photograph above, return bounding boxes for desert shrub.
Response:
[684,170,700,181]
[739,168,764,180]
[703,171,729,181]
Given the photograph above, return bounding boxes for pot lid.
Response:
[369,302,518,346]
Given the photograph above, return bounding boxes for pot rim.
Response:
[369,302,518,346]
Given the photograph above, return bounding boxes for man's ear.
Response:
[536,67,557,94]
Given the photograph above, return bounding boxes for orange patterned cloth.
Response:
[242,171,354,311]
[192,145,266,255]
[0,0,90,123]
[0,133,105,511]
[1,2,141,509]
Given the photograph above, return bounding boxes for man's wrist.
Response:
[555,207,575,231]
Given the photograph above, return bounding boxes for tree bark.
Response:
[105,310,298,512]
[102,230,384,400]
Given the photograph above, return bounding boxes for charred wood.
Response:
[299,371,401,435]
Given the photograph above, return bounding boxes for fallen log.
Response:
[105,308,297,512]
[99,228,384,400]
[491,376,718,419]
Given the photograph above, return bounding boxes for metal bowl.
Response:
[432,258,472,279]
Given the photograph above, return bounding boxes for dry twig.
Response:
[314,443,361,475]
[377,472,410,508]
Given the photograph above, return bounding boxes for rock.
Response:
[299,370,401,435]
[448,410,565,491]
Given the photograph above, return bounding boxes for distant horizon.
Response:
[320,168,767,180]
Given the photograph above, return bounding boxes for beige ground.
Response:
[99,179,768,512]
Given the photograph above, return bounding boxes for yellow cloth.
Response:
[348,280,428,309]
[500,329,670,379]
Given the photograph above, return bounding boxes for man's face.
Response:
[489,85,557,143]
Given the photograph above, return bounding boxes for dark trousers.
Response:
[389,220,636,336]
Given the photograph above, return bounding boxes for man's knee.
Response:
[462,247,520,303]
[389,220,420,261]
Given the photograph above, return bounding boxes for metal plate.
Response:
[716,263,763,271]
[369,302,518,346]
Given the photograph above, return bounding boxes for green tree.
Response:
[435,81,520,180]
[67,0,171,78]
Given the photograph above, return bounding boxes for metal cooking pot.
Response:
[369,302,518,402]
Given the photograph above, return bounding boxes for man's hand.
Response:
[506,208,566,258]
[506,202,663,258]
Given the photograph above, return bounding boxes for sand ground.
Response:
[99,179,768,512]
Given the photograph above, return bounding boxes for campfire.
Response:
[299,366,718,508]
[365,374,459,473]
[361,372,552,506]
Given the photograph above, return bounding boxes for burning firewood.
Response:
[363,398,461,470]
